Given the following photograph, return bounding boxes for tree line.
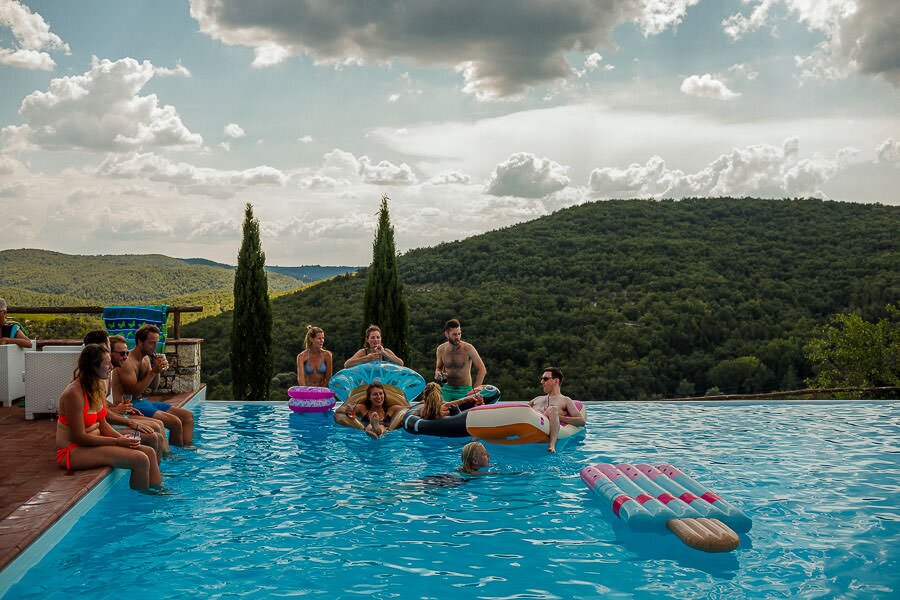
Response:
[184,197,899,401]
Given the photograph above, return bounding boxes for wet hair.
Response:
[363,383,385,409]
[135,324,160,343]
[363,324,382,348]
[461,441,487,474]
[82,330,109,346]
[304,326,324,351]
[444,318,460,332]
[420,382,445,420]
[542,366,563,383]
[75,344,109,411]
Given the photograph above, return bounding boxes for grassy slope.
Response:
[0,249,303,300]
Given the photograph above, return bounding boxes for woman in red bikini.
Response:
[56,344,162,490]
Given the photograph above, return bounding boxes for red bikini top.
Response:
[58,389,107,426]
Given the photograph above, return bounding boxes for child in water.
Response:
[460,441,490,474]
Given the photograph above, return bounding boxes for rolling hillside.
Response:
[184,197,899,401]
[0,249,305,301]
[0,250,334,336]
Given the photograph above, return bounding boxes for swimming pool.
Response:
[2,400,898,598]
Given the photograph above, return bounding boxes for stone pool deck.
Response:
[0,389,200,571]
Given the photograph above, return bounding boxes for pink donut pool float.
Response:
[287,386,336,413]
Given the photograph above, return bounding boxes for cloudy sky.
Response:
[0,0,897,265]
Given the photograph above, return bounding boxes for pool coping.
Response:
[0,386,205,591]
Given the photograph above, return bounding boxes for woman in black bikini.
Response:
[296,326,333,387]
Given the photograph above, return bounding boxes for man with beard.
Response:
[435,318,486,403]
[82,331,167,459]
[114,324,195,447]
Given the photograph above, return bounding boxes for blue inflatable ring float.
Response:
[329,362,426,405]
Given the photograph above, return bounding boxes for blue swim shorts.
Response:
[132,399,172,418]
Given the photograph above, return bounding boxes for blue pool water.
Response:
[3,401,899,599]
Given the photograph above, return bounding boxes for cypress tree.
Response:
[230,203,273,400]
[362,195,411,363]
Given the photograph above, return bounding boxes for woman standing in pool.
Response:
[296,326,333,387]
[56,344,162,491]
[343,324,404,368]
[336,383,405,438]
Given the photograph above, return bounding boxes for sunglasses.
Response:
[540,376,553,382]
[115,351,128,356]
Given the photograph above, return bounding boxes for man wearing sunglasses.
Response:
[529,367,584,453]
[81,331,168,459]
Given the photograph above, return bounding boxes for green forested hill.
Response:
[189,199,897,400]
[0,249,305,301]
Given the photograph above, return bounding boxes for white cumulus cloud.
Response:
[589,138,858,199]
[724,0,900,87]
[728,63,759,81]
[154,61,192,78]
[486,152,570,198]
[97,152,288,198]
[427,170,473,186]
[639,0,701,35]
[876,138,900,164]
[358,156,417,185]
[680,73,740,100]
[0,0,70,70]
[316,148,416,185]
[8,56,202,152]
[584,53,604,71]
[223,123,245,139]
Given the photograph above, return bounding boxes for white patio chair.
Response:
[24,349,80,419]
[1,343,32,407]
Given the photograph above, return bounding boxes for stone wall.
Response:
[156,338,203,394]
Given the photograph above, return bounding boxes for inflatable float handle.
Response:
[666,518,739,552]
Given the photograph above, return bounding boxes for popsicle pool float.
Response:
[581,462,751,552]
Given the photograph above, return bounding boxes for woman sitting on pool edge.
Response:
[343,324,404,368]
[56,344,162,491]
[296,325,333,387]
[335,383,405,438]
[419,382,484,420]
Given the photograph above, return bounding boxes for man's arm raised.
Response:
[117,358,160,396]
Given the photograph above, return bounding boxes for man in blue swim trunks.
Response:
[113,324,195,447]
[435,318,486,402]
